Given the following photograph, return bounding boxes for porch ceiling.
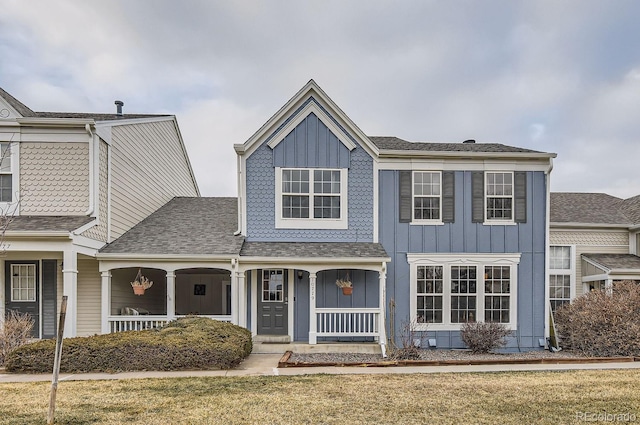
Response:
[240,242,389,259]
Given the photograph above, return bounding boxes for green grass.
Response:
[1,370,639,424]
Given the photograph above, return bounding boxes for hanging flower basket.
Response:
[336,273,353,296]
[130,269,153,296]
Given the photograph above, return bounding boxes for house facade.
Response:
[549,192,640,311]
[96,80,556,353]
[0,87,199,338]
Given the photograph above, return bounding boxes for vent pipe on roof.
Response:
[114,100,124,116]
[462,139,476,144]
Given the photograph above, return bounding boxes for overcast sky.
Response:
[1,1,639,198]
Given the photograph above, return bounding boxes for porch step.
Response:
[253,335,291,344]
[252,342,382,355]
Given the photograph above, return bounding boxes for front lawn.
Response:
[1,370,638,424]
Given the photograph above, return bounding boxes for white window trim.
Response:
[484,171,515,225]
[10,263,37,302]
[261,269,284,303]
[0,141,19,215]
[408,253,520,331]
[275,167,348,230]
[411,170,443,225]
[548,245,575,307]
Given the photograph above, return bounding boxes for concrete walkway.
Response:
[2,354,640,383]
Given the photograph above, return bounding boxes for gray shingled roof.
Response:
[582,254,640,271]
[0,87,169,121]
[550,192,631,225]
[6,216,94,232]
[100,197,244,256]
[620,195,640,225]
[240,242,389,258]
[369,136,546,154]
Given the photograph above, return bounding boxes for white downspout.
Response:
[544,158,554,344]
[234,153,242,236]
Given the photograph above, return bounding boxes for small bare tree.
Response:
[0,310,34,365]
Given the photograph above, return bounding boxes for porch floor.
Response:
[252,341,382,355]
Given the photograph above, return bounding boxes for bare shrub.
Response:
[554,280,640,357]
[460,322,512,354]
[1,310,34,365]
[389,319,425,360]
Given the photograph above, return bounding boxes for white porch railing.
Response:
[108,315,232,333]
[316,308,380,338]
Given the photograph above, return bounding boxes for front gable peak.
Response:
[235,80,378,158]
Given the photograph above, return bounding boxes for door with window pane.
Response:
[257,269,288,335]
[4,262,39,337]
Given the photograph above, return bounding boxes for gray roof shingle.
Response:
[369,136,546,154]
[0,87,169,121]
[550,192,631,225]
[6,216,94,232]
[582,253,640,271]
[240,242,389,258]
[100,197,244,256]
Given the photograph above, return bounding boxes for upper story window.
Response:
[399,170,454,225]
[413,171,441,222]
[471,171,527,225]
[276,167,348,229]
[0,142,12,203]
[486,172,513,221]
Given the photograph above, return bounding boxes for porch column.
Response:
[231,270,239,325]
[62,250,78,337]
[378,264,388,357]
[166,271,176,321]
[101,271,112,334]
[237,271,246,328]
[309,272,317,344]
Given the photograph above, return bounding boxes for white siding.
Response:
[77,258,101,336]
[109,119,198,240]
[82,140,109,241]
[20,142,90,215]
[550,229,629,297]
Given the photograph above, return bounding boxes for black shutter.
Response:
[442,171,455,223]
[514,171,527,223]
[399,170,412,223]
[42,260,57,339]
[471,172,484,223]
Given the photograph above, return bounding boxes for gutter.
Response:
[550,222,631,229]
[378,149,557,160]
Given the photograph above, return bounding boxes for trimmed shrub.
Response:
[1,310,34,366]
[554,280,640,357]
[460,322,512,354]
[5,317,252,373]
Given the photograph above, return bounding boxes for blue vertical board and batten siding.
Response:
[245,111,374,242]
[379,169,547,350]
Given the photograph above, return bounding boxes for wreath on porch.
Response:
[336,273,353,296]
[131,269,153,296]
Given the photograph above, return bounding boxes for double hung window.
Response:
[549,246,573,312]
[276,168,347,229]
[486,172,513,221]
[413,171,441,221]
[410,254,520,330]
[0,143,12,203]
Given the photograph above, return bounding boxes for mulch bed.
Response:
[278,350,640,368]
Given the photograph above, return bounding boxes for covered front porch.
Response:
[238,241,390,354]
[98,260,242,333]
[581,253,640,292]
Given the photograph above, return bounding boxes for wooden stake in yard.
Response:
[47,295,67,425]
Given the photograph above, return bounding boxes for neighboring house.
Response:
[549,192,640,311]
[96,80,556,353]
[0,87,199,338]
